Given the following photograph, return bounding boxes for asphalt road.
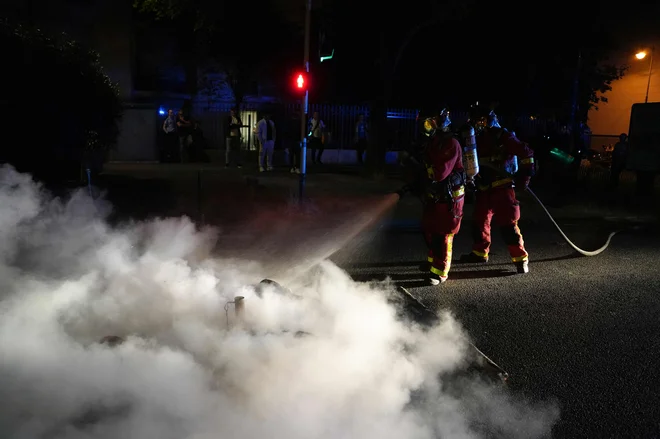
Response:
[97,164,660,438]
[332,196,660,439]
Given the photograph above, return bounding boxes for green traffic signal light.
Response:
[549,148,575,165]
[320,49,334,62]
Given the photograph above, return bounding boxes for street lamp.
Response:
[635,47,654,103]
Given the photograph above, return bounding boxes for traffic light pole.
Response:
[299,0,312,205]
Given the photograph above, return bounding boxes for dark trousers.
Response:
[355,138,367,164]
[309,137,324,163]
[609,163,625,189]
[178,134,192,163]
[289,145,300,168]
[161,132,178,163]
[225,136,242,166]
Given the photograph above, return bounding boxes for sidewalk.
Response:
[100,162,659,226]
[101,162,404,196]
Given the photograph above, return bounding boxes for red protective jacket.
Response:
[424,134,464,201]
[475,128,535,189]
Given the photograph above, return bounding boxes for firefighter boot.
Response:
[429,273,447,286]
[459,252,488,263]
[515,260,529,274]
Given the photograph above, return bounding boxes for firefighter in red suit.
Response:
[417,109,466,285]
[460,107,535,274]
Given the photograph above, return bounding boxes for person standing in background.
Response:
[176,109,193,163]
[308,111,325,165]
[256,112,276,172]
[610,133,628,189]
[162,109,178,163]
[287,113,301,174]
[354,114,368,165]
[226,108,243,168]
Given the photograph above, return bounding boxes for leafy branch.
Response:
[585,64,628,112]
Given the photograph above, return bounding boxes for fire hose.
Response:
[475,158,620,257]
[396,166,619,257]
[524,186,618,257]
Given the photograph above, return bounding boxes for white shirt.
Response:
[256,118,276,144]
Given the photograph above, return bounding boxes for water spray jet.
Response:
[0,165,560,439]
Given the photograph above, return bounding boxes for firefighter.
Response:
[460,106,535,274]
[418,108,466,285]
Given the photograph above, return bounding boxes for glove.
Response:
[515,176,531,191]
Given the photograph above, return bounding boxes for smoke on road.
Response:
[0,165,558,439]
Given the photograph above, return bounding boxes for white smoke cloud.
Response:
[0,165,559,439]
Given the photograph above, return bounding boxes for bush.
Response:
[0,20,122,183]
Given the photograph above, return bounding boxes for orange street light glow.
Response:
[636,51,647,60]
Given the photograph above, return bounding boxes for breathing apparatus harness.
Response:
[423,134,467,215]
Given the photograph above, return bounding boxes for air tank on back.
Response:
[460,125,480,181]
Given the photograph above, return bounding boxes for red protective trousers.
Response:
[423,198,464,280]
[470,187,528,262]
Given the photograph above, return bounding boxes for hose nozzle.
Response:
[395,185,412,199]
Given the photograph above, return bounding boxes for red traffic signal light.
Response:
[294,72,307,91]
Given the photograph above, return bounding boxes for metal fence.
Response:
[192,101,424,152]
[191,100,621,154]
[589,134,620,154]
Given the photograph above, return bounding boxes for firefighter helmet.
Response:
[417,108,451,136]
[469,104,501,133]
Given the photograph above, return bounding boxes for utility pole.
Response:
[299,0,312,204]
[644,46,654,103]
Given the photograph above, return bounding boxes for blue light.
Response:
[158,107,166,116]
[387,112,416,120]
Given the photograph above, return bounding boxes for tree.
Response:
[132,0,224,31]
[577,58,627,124]
[523,14,628,126]
[0,19,122,184]
[509,51,626,128]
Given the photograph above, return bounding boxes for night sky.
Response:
[295,0,660,113]
[7,0,660,115]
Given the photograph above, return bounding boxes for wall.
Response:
[111,105,159,162]
[588,45,660,136]
[90,0,134,99]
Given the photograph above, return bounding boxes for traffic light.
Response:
[294,72,307,92]
[320,49,334,63]
[318,21,335,62]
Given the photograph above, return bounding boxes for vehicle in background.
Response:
[626,103,660,174]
